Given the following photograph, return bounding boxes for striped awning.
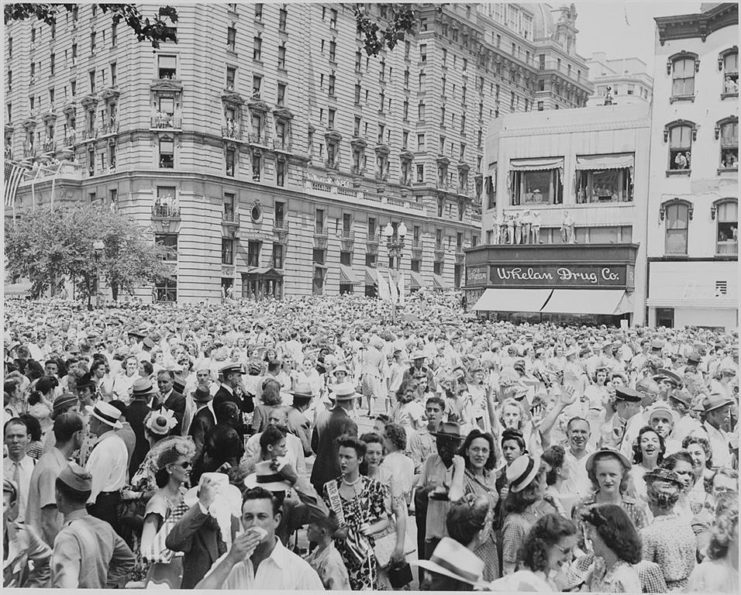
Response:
[340,264,362,285]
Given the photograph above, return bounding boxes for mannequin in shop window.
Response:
[561,211,575,244]
[531,211,541,244]
[521,210,532,244]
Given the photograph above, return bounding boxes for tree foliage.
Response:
[355,4,416,56]
[5,205,173,307]
[4,3,178,48]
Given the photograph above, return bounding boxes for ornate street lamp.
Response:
[383,221,407,323]
[93,239,105,308]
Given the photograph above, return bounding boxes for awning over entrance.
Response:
[432,274,450,290]
[339,264,362,285]
[246,267,283,278]
[472,289,553,312]
[365,267,378,285]
[510,157,564,171]
[575,153,634,170]
[409,271,425,290]
[540,290,631,315]
[4,281,33,296]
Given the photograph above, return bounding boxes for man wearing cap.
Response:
[695,393,734,468]
[214,362,254,415]
[26,412,84,546]
[51,462,135,588]
[403,351,436,392]
[188,387,218,460]
[286,383,314,457]
[84,401,128,535]
[647,402,682,454]
[599,386,644,460]
[310,382,358,494]
[126,378,156,478]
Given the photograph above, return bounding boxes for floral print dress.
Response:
[323,476,387,591]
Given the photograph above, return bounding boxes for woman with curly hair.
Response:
[458,428,500,580]
[688,493,739,592]
[640,467,696,591]
[628,426,665,503]
[490,513,578,591]
[581,504,642,592]
[682,434,714,512]
[661,451,695,519]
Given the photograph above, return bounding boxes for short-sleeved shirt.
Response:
[204,538,324,590]
[25,447,68,541]
[419,454,455,539]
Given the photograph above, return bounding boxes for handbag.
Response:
[388,560,414,589]
[372,526,417,568]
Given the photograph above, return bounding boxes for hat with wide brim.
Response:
[585,448,632,476]
[703,392,734,413]
[86,402,123,430]
[329,382,357,401]
[431,421,465,440]
[506,454,542,493]
[244,460,292,492]
[131,377,157,400]
[290,382,314,400]
[643,467,684,488]
[411,351,427,360]
[655,368,683,387]
[411,537,488,588]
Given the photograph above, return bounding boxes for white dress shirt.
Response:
[3,455,35,522]
[84,431,128,503]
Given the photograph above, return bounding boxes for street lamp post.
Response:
[93,239,104,309]
[383,221,407,324]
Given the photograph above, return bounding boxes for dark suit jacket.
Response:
[125,398,151,478]
[165,503,237,589]
[309,406,357,493]
[188,405,216,461]
[163,390,186,434]
[213,384,255,415]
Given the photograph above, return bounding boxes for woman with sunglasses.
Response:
[138,436,196,588]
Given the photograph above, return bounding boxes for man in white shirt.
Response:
[84,401,128,535]
[243,407,306,474]
[3,417,36,522]
[696,393,734,469]
[197,487,324,590]
[560,416,593,502]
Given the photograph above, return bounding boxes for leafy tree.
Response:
[4,3,178,48]
[5,204,173,308]
[355,3,416,56]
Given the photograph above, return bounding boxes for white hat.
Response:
[244,459,292,492]
[86,402,123,430]
[411,537,488,587]
[506,454,542,493]
[329,382,357,401]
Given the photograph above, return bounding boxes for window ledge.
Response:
[508,203,564,209]
[669,94,695,104]
[720,92,738,100]
[666,169,691,177]
[572,200,635,207]
[717,167,738,174]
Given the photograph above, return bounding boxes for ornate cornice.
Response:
[656,3,738,45]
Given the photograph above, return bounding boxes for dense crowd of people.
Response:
[3,290,739,591]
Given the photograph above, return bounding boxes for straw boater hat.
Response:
[131,378,157,400]
[290,382,314,401]
[703,392,734,413]
[411,350,427,361]
[244,459,293,492]
[411,537,488,588]
[506,454,542,493]
[329,382,357,401]
[85,401,123,430]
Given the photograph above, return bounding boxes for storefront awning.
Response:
[246,267,283,278]
[540,290,631,315]
[432,274,450,290]
[472,289,553,312]
[4,281,33,297]
[339,264,362,285]
[364,267,378,285]
[575,153,634,171]
[409,271,425,289]
[509,157,564,171]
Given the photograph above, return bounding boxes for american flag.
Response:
[4,161,28,208]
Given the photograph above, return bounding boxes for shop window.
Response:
[575,168,633,203]
[159,137,174,168]
[656,308,674,328]
[718,119,738,169]
[156,234,178,261]
[663,200,690,255]
[511,169,563,205]
[665,122,694,171]
[669,54,697,99]
[715,200,738,256]
[155,276,177,302]
[720,49,738,95]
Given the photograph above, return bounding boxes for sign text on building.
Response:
[466,266,489,286]
[489,264,627,288]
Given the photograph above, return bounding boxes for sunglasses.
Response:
[173,461,192,469]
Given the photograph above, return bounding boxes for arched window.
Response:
[662,199,692,255]
[664,121,696,172]
[667,52,698,100]
[719,47,738,96]
[714,199,738,255]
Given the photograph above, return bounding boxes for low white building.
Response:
[646,3,738,330]
[586,53,654,107]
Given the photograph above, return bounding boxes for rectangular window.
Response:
[110,63,117,86]
[312,248,326,265]
[155,233,178,261]
[226,66,236,90]
[279,7,287,32]
[252,75,262,97]
[111,22,117,46]
[665,203,689,255]
[252,151,261,181]
[315,208,325,234]
[89,70,96,93]
[511,169,563,205]
[720,121,738,169]
[225,148,235,176]
[575,167,634,203]
[368,217,376,238]
[723,51,738,94]
[255,3,263,21]
[158,55,177,79]
[50,53,55,76]
[90,32,96,53]
[328,74,335,96]
[222,238,235,265]
[669,125,692,170]
[227,26,236,52]
[253,36,262,61]
[272,243,284,269]
[276,159,286,186]
[278,44,286,69]
[340,251,352,266]
[159,138,174,168]
[329,40,336,62]
[716,201,738,255]
[155,276,177,302]
[247,240,261,267]
[275,201,285,227]
[433,261,443,275]
[672,58,695,97]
